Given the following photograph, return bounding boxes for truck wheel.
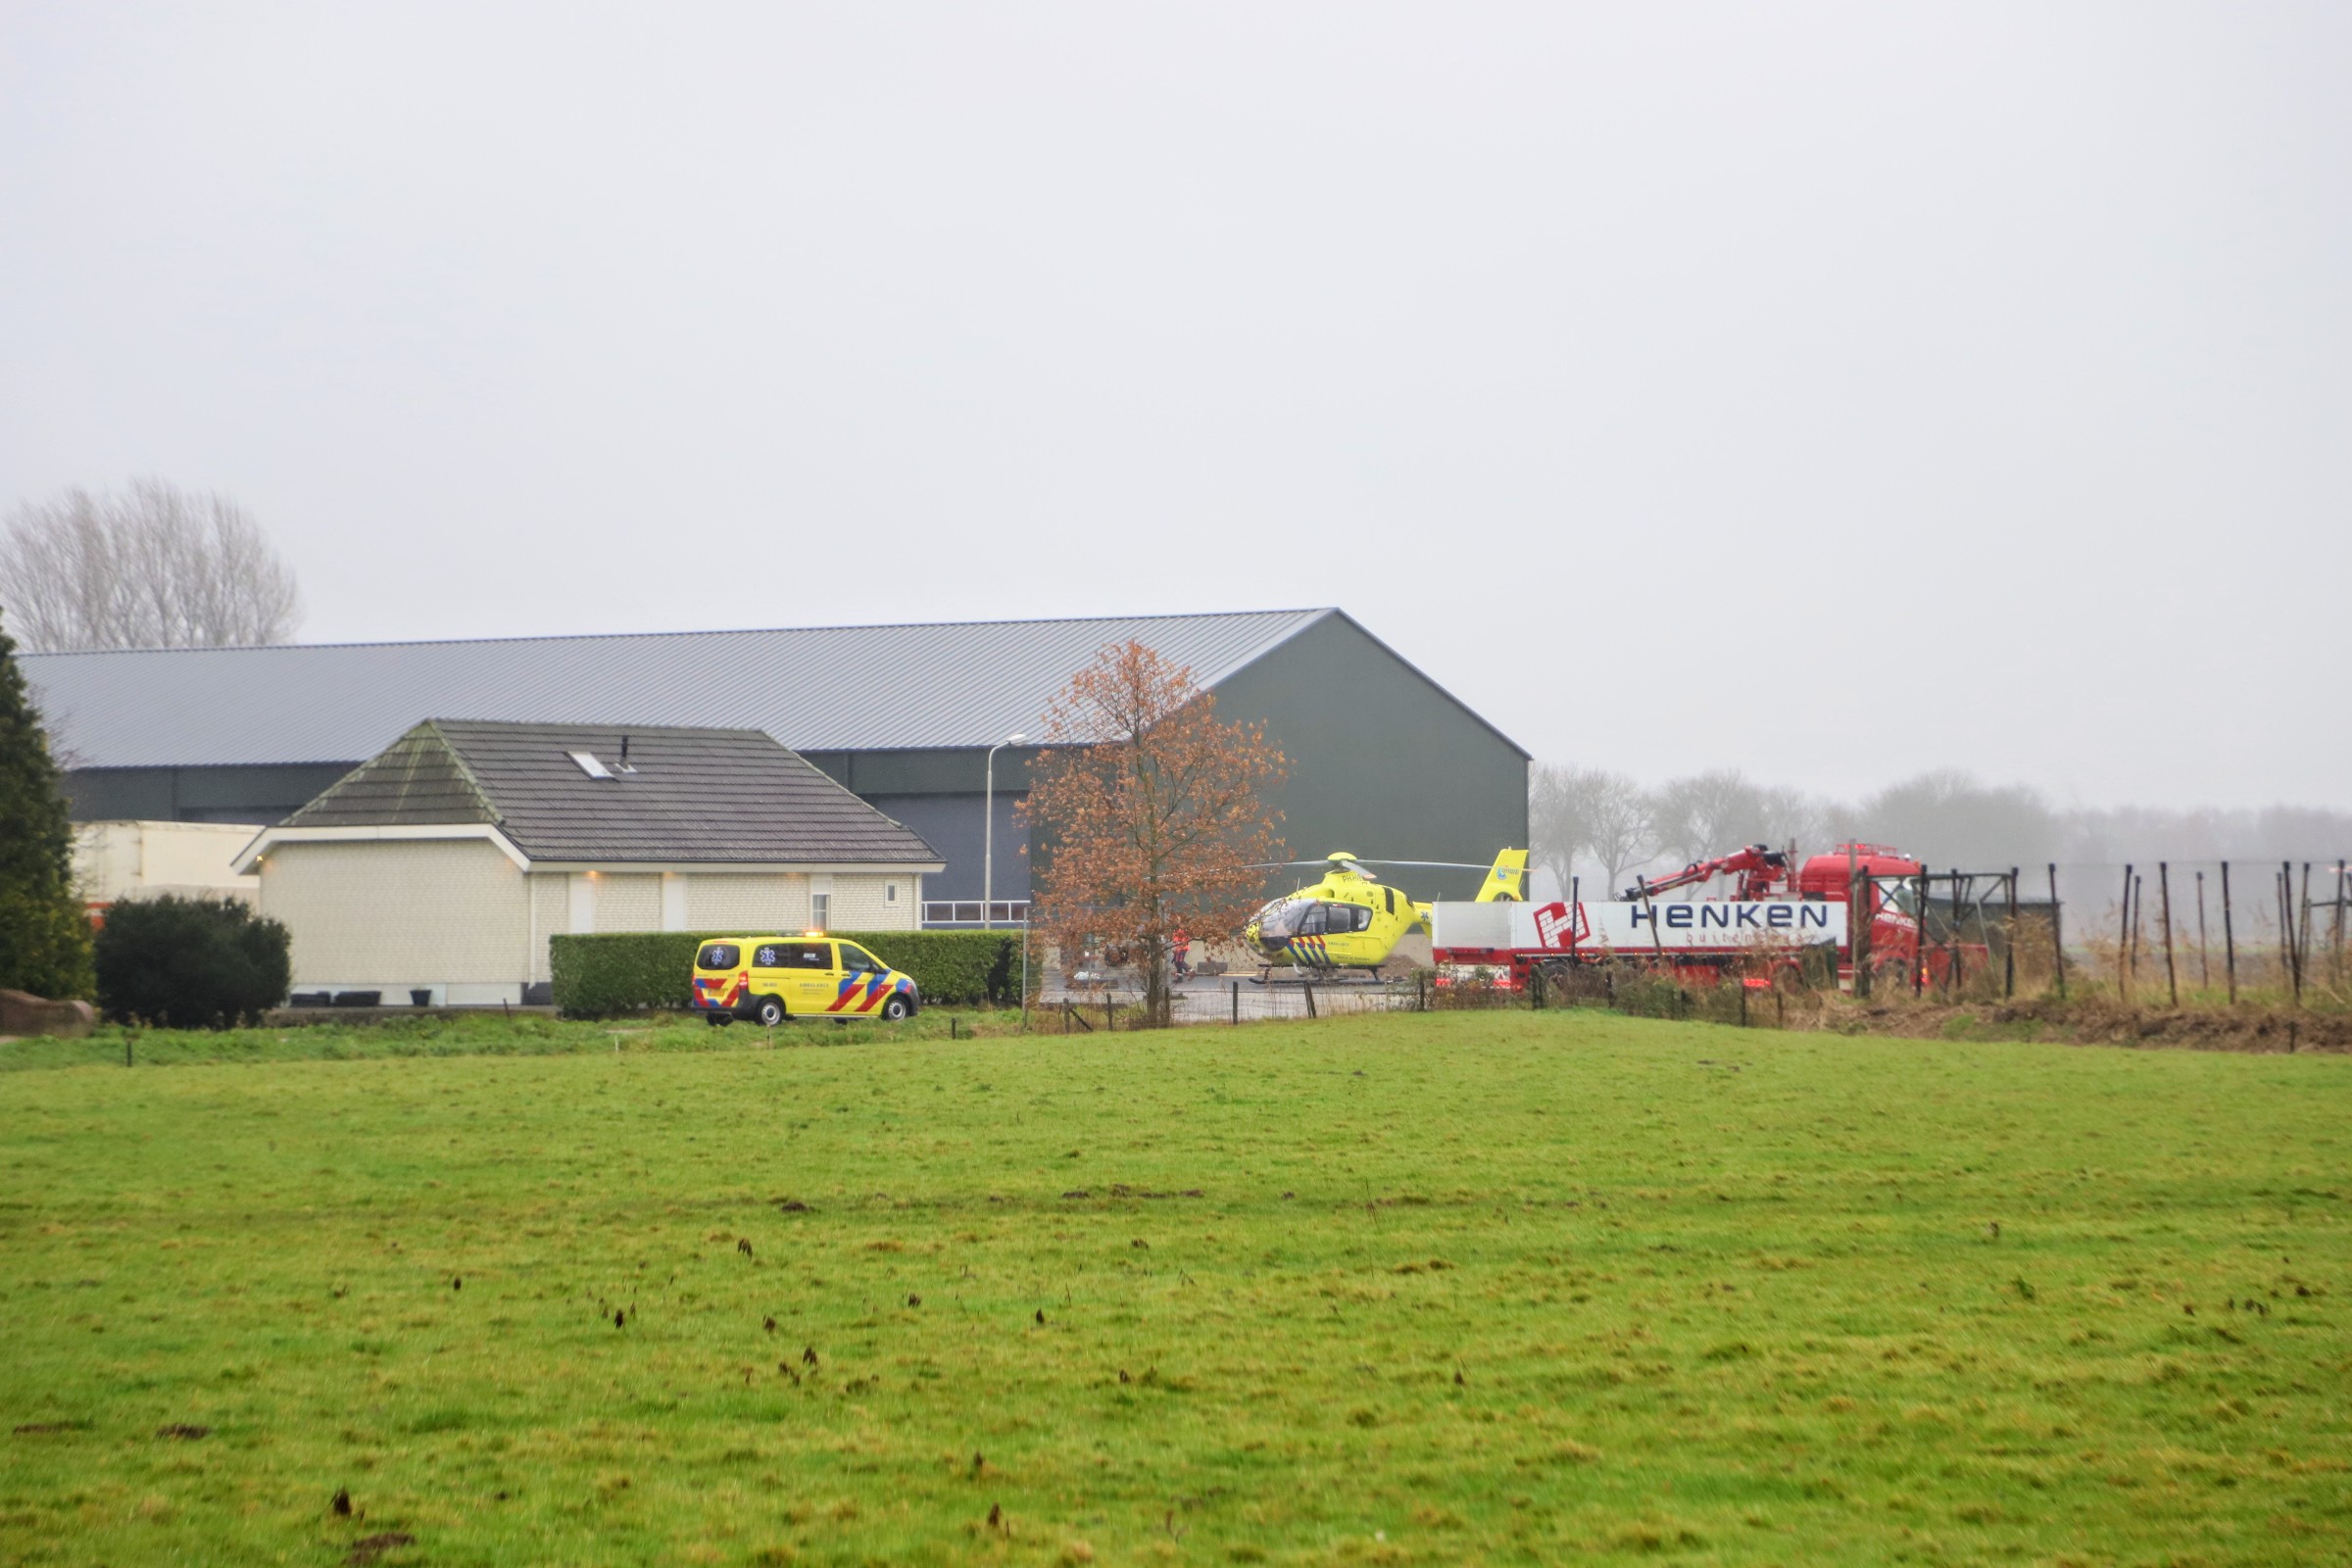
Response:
[881,995,912,1021]
[754,997,787,1027]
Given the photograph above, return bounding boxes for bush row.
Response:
[549,929,1029,1015]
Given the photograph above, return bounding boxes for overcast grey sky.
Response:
[3,3,2345,809]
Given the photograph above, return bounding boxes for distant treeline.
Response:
[1531,765,2352,901]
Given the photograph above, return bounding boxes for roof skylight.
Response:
[567,750,614,779]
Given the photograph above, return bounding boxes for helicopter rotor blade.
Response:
[1348,859,1497,871]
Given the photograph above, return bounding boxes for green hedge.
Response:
[550,929,1030,1015]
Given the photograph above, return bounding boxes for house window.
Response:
[811,892,831,931]
[886,883,897,902]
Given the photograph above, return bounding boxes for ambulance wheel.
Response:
[704,1012,726,1028]
[754,997,787,1027]
[880,995,912,1022]
[710,1013,733,1027]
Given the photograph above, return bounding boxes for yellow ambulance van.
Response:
[691,936,920,1026]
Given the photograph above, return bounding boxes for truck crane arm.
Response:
[1622,844,1788,903]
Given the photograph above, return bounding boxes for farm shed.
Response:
[26,610,1529,918]
[232,719,940,1006]
[73,819,260,912]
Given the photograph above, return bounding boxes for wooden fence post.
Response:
[2048,863,2066,999]
[1850,858,1873,999]
[2118,864,2134,1003]
[2296,862,2313,1005]
[2221,860,2237,1004]
[1948,871,1965,997]
[2159,862,2178,1008]
[2195,869,2211,990]
[2004,867,2018,999]
[2279,862,2298,1004]
[2324,864,2342,987]
[1912,871,1927,999]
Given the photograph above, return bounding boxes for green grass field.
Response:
[3,1012,2348,1566]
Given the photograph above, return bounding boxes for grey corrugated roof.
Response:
[24,610,1334,769]
[288,719,941,866]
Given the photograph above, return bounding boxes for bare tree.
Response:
[0,479,301,651]
[1529,763,1592,900]
[1543,757,2352,911]
[1649,768,1759,864]
[1836,768,2059,869]
[1585,771,1658,896]
[1531,765,1656,898]
[1649,767,1831,865]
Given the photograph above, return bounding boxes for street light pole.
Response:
[983,732,1026,929]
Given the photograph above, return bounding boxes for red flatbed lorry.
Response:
[1430,842,1957,991]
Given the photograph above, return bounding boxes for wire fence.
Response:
[1904,858,2352,1006]
[1018,856,2352,1031]
[1036,979,1430,1031]
[1032,969,1789,1032]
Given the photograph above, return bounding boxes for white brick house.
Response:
[233,720,941,1006]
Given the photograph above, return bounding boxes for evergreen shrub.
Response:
[94,896,292,1028]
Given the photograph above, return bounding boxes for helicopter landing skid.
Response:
[1251,966,1387,987]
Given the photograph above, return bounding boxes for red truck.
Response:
[1431,842,1956,991]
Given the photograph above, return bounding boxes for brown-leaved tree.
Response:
[1020,641,1285,1028]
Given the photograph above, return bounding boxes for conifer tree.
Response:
[0,608,92,998]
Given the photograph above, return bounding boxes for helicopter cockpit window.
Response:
[1252,898,1312,942]
[1322,902,1369,933]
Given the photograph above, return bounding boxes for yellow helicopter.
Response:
[1243,849,1528,976]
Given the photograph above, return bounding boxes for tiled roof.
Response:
[24,610,1337,768]
[288,719,941,866]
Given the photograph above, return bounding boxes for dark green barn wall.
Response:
[1211,613,1529,901]
[803,748,1038,903]
[64,762,358,824]
[803,615,1529,905]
